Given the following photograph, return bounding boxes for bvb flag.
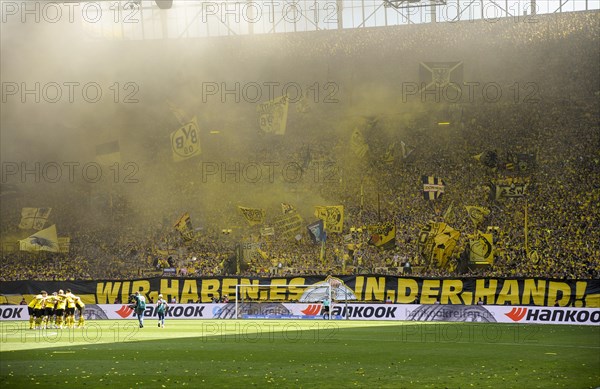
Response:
[465,206,491,226]
[238,206,266,226]
[19,224,59,252]
[174,212,194,240]
[19,207,52,230]
[314,205,344,233]
[171,117,201,162]
[257,95,289,135]
[422,176,445,200]
[469,232,494,264]
[418,222,460,269]
[367,222,396,250]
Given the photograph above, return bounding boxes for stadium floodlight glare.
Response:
[384,0,447,9]
[235,284,334,320]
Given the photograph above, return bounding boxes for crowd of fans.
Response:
[1,11,598,281]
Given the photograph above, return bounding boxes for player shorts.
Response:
[65,307,75,316]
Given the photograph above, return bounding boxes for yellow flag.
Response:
[419,222,460,269]
[171,117,201,162]
[174,212,194,240]
[19,225,59,252]
[465,206,491,225]
[238,206,266,226]
[314,205,344,233]
[469,233,494,264]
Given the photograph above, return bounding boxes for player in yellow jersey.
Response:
[42,292,58,329]
[28,293,44,329]
[74,295,86,328]
[55,289,67,329]
[64,289,76,328]
[33,291,47,329]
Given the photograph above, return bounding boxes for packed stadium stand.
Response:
[1,2,598,282]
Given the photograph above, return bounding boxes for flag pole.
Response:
[319,239,326,264]
[360,180,364,214]
[236,243,241,275]
[377,192,381,222]
[524,198,529,258]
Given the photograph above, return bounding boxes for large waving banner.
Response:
[1,276,598,308]
[19,225,60,253]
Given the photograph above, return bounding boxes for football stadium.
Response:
[1,0,599,388]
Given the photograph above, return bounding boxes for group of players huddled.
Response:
[27,289,85,330]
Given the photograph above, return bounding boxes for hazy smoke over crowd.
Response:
[1,4,598,239]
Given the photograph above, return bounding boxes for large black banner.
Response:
[1,276,598,308]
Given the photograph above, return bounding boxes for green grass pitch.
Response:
[1,319,599,388]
